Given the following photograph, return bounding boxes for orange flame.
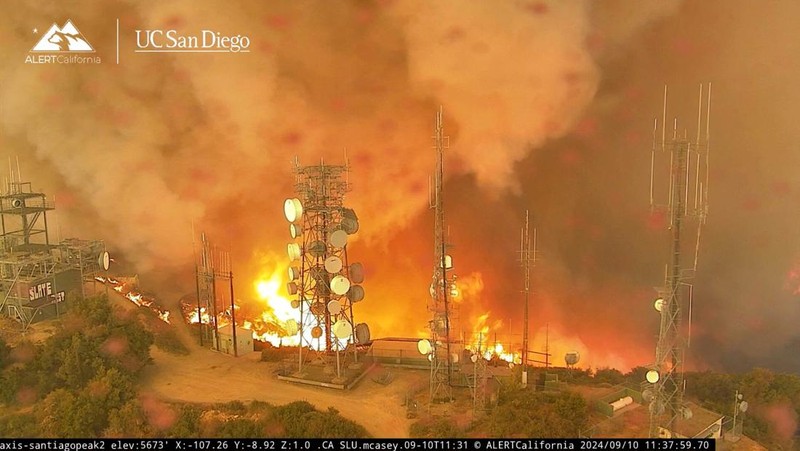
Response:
[249,263,300,346]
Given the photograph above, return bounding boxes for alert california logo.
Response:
[25,19,101,64]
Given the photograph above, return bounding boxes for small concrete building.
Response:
[217,324,253,356]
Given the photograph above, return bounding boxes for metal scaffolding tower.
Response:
[0,172,107,330]
[646,84,712,438]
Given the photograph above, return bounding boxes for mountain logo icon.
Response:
[31,20,95,53]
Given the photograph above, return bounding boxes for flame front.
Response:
[95,276,171,323]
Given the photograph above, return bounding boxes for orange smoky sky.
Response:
[1,0,799,372]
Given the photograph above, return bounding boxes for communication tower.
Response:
[519,210,536,387]
[644,84,712,438]
[194,233,237,354]
[283,158,367,380]
[427,107,459,402]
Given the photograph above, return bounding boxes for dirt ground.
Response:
[141,346,425,438]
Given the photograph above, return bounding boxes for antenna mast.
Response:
[646,83,712,438]
[519,210,536,387]
[429,107,456,402]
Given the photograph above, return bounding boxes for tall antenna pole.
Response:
[520,210,535,387]
[647,84,712,438]
[429,106,455,402]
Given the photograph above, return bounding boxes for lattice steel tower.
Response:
[645,84,712,438]
[428,107,458,402]
[285,158,364,379]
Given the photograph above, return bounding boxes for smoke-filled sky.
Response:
[1,0,798,373]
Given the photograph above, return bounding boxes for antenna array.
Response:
[646,84,712,438]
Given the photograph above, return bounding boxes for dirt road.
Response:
[141,347,425,438]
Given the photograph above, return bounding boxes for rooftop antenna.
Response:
[646,83,712,439]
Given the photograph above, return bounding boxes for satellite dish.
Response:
[327,300,342,315]
[444,255,453,269]
[654,298,664,312]
[11,198,22,208]
[324,256,343,274]
[341,208,359,234]
[508,362,515,369]
[285,319,299,335]
[283,198,303,223]
[308,240,326,258]
[451,353,459,364]
[287,243,301,262]
[347,285,365,303]
[642,389,654,403]
[682,407,693,420]
[98,251,110,271]
[330,275,351,296]
[565,351,580,366]
[311,326,323,339]
[349,263,365,283]
[341,217,359,235]
[646,370,660,384]
[739,401,749,412]
[288,266,300,281]
[329,229,348,249]
[332,319,352,339]
[417,339,432,355]
[449,283,459,298]
[290,223,302,239]
[470,354,478,363]
[428,353,434,362]
[290,299,300,309]
[355,323,370,344]
[286,282,299,295]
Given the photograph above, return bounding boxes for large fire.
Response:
[464,312,522,364]
[245,265,300,346]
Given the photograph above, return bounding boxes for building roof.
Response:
[217,324,252,338]
[589,401,723,438]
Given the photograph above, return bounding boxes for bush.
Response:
[165,405,203,438]
[216,418,265,438]
[489,389,588,438]
[0,412,38,437]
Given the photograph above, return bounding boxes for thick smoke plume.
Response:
[1,0,798,373]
